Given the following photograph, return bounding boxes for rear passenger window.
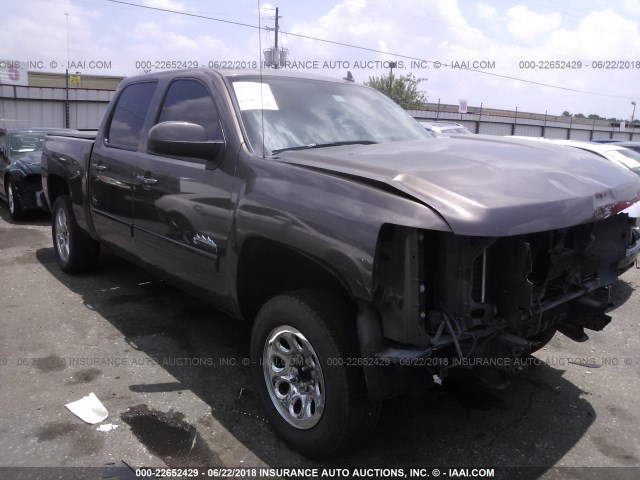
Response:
[107,82,157,150]
[157,80,222,140]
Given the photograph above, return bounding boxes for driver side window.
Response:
[157,79,223,141]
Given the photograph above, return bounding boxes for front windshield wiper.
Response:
[271,140,377,155]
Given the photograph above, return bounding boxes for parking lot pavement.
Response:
[0,202,639,479]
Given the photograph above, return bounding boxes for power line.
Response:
[102,0,635,100]
[104,0,262,30]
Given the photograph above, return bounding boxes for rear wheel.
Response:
[251,290,380,458]
[52,195,100,273]
[6,181,24,221]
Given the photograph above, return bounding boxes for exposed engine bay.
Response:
[364,213,633,395]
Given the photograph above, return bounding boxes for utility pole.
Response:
[388,61,397,96]
[274,7,279,69]
[263,7,286,69]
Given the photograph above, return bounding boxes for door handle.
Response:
[135,174,158,186]
[93,164,107,171]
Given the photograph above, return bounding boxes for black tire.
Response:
[6,181,24,221]
[250,289,380,458]
[529,327,556,353]
[51,195,100,273]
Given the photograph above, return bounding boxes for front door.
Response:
[132,78,234,300]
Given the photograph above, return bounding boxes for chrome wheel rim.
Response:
[55,208,70,262]
[7,184,15,214]
[263,325,325,429]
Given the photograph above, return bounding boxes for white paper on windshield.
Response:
[233,82,279,111]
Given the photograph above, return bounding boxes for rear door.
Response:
[89,81,158,254]
[132,78,234,299]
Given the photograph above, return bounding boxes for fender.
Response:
[231,155,451,303]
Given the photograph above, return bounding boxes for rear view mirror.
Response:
[147,121,224,162]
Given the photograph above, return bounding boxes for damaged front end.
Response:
[362,213,632,398]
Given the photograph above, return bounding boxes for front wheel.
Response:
[251,290,380,458]
[529,327,556,353]
[6,181,24,221]
[51,195,100,273]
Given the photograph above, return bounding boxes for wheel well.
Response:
[236,238,352,322]
[4,172,34,191]
[3,171,18,189]
[47,175,70,206]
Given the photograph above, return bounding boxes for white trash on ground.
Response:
[65,392,108,424]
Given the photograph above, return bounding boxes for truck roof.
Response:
[120,68,359,86]
[0,127,76,134]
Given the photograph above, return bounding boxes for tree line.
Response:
[561,111,639,124]
[364,72,637,124]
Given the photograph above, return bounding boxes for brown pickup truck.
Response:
[41,68,640,457]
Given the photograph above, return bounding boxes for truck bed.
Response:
[41,133,96,234]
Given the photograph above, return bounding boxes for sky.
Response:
[1,0,639,119]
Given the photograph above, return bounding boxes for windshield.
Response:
[620,145,640,154]
[229,76,430,156]
[9,132,47,154]
[609,149,640,176]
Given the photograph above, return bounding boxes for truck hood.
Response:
[12,152,42,175]
[12,152,42,165]
[276,136,640,236]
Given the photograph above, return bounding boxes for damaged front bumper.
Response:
[618,225,640,273]
[361,214,631,399]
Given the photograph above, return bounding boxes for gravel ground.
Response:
[0,202,638,480]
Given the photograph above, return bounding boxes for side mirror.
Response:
[147,121,224,162]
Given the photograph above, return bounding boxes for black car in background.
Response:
[0,128,73,219]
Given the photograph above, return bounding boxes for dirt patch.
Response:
[0,227,48,250]
[34,421,104,456]
[66,368,102,385]
[34,354,66,372]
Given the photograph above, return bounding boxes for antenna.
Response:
[65,13,70,65]
[65,12,70,128]
[274,7,279,70]
[258,1,265,158]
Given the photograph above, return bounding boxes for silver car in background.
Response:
[419,120,473,137]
